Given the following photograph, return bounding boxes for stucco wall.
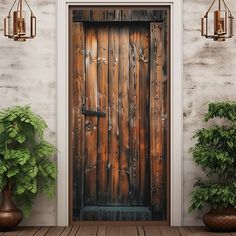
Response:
[0,0,236,226]
[183,0,236,225]
[0,0,56,226]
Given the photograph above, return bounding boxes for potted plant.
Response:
[189,101,236,232]
[0,105,57,229]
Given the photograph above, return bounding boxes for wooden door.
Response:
[70,9,169,222]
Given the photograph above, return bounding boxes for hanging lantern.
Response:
[4,0,36,42]
[201,0,234,41]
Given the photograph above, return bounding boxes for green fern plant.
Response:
[0,105,57,217]
[189,101,236,212]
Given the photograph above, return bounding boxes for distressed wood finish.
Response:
[108,26,120,205]
[97,26,109,205]
[73,10,165,22]
[1,227,233,236]
[118,26,130,205]
[150,22,164,212]
[72,22,86,217]
[139,25,150,205]
[70,9,170,221]
[129,26,140,205]
[85,26,98,205]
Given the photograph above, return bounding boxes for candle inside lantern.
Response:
[13,11,26,36]
[214,10,225,35]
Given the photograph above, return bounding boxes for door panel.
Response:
[85,26,98,205]
[70,9,169,221]
[97,26,109,205]
[118,26,130,205]
[108,26,120,205]
[150,22,165,212]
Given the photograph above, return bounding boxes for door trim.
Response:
[57,0,183,226]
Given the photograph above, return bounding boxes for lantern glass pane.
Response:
[13,11,26,36]
[201,17,207,36]
[214,10,226,35]
[227,14,233,37]
[207,12,215,36]
[31,16,36,37]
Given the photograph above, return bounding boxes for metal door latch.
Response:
[82,103,106,117]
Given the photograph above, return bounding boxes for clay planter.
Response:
[0,190,23,230]
[203,208,236,232]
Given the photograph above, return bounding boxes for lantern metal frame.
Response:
[201,0,234,41]
[4,0,36,41]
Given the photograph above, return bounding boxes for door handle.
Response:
[82,105,106,117]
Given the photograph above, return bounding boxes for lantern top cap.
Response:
[8,0,34,16]
[204,0,233,16]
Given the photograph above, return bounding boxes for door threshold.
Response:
[70,220,169,226]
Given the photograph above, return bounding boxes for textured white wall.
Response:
[0,0,56,226]
[183,0,236,226]
[0,0,236,226]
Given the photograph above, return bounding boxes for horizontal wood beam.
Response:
[73,10,166,22]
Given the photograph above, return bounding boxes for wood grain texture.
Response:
[76,226,98,236]
[73,10,166,22]
[159,226,181,236]
[97,26,109,205]
[108,26,120,205]
[118,25,130,205]
[129,26,140,205]
[139,25,150,205]
[70,15,169,221]
[104,226,119,236]
[1,226,234,236]
[72,22,86,217]
[143,226,162,236]
[17,227,40,236]
[34,227,50,236]
[85,26,98,205]
[45,227,66,236]
[150,22,164,212]
[119,226,138,236]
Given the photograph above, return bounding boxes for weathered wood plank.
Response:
[143,226,162,236]
[161,15,169,221]
[67,226,80,236]
[45,227,65,236]
[137,226,145,236]
[122,10,132,21]
[150,22,164,212]
[118,25,130,205]
[97,226,106,236]
[107,10,116,21]
[119,226,138,236]
[1,227,22,236]
[72,22,86,218]
[90,10,107,21]
[104,226,119,236]
[76,226,98,236]
[97,26,109,205]
[34,227,50,236]
[17,227,40,236]
[159,226,181,236]
[188,226,231,236]
[178,226,192,236]
[108,26,120,205]
[129,26,140,205]
[139,25,150,205]
[85,26,98,205]
[73,10,166,22]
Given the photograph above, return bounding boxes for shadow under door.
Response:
[70,8,170,222]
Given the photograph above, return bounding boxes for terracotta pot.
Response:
[203,208,236,232]
[0,190,23,230]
